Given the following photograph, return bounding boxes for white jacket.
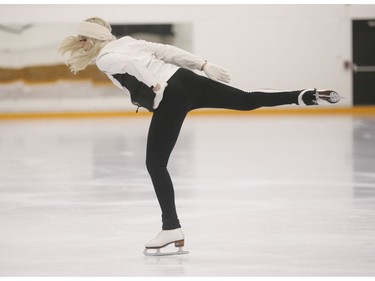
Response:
[96,36,206,100]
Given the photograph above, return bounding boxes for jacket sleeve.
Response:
[143,40,206,71]
[96,52,158,88]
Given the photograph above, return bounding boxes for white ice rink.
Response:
[0,114,374,277]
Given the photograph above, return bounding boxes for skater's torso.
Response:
[95,36,204,97]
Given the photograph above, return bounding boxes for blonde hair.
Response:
[58,17,116,74]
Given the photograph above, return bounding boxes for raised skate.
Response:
[143,228,189,256]
[315,89,342,104]
[298,89,343,106]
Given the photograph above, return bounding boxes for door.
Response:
[352,20,375,105]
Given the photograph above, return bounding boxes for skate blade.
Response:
[316,91,343,104]
[143,247,189,257]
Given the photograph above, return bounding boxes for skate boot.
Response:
[143,228,189,256]
[298,89,342,106]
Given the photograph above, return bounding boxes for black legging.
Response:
[146,68,300,230]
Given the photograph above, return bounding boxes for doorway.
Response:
[352,20,375,105]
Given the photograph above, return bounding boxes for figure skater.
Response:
[59,17,341,256]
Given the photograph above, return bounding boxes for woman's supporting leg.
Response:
[145,79,191,230]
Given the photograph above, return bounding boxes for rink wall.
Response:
[0,4,375,117]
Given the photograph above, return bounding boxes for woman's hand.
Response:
[203,63,231,83]
[153,82,168,109]
[153,84,161,91]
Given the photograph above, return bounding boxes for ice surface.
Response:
[0,115,374,276]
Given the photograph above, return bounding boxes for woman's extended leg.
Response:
[178,68,339,110]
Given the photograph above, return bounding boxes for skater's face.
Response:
[78,35,93,52]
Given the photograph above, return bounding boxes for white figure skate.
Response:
[143,228,189,256]
[298,89,343,106]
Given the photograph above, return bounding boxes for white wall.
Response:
[1,4,375,112]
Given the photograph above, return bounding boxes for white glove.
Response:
[203,63,231,83]
[153,82,168,109]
